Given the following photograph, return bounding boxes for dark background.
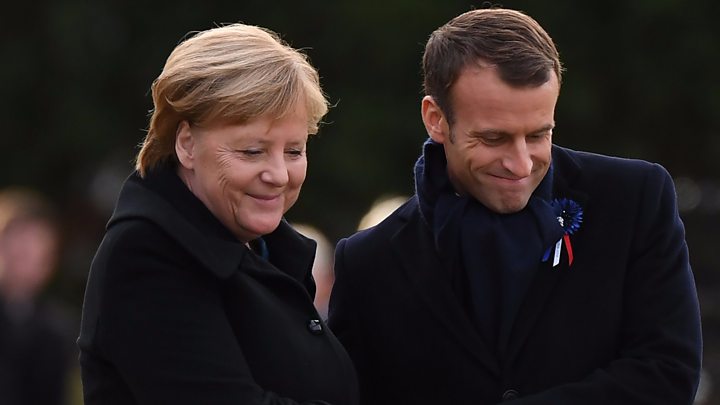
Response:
[1,0,718,403]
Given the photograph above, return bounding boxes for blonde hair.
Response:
[136,23,329,176]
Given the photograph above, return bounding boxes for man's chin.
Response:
[480,197,530,214]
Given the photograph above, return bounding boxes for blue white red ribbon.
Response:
[542,198,583,268]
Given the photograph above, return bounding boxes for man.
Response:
[328,8,702,404]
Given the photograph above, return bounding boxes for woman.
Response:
[77,23,358,404]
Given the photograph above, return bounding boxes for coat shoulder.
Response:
[553,146,675,203]
[95,218,184,276]
[555,146,670,182]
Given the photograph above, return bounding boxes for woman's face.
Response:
[175,104,309,242]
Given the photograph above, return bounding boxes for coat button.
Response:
[307,319,324,335]
[502,389,519,401]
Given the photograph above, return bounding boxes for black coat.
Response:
[328,146,702,404]
[78,166,358,405]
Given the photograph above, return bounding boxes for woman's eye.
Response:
[239,149,263,157]
[286,148,304,156]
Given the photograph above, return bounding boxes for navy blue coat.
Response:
[78,166,358,405]
[328,146,702,404]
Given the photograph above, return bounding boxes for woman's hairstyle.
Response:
[136,23,329,176]
[422,8,563,126]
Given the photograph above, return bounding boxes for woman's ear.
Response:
[420,96,450,144]
[175,121,195,170]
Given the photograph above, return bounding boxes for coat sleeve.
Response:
[327,238,360,359]
[506,164,703,405]
[93,220,333,405]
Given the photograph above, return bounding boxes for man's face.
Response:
[422,66,559,213]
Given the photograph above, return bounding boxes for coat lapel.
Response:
[241,220,318,301]
[500,259,564,366]
[391,205,500,377]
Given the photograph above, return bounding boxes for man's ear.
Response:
[421,96,450,144]
[175,121,195,170]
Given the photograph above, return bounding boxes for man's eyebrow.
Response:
[530,124,555,135]
[467,128,510,137]
[466,124,555,137]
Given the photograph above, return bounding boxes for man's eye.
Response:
[528,132,550,141]
[481,136,503,145]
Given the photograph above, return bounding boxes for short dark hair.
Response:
[422,8,563,126]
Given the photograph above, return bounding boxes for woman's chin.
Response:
[241,218,283,239]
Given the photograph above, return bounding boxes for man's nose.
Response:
[502,140,533,178]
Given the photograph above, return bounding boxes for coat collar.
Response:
[391,145,588,370]
[107,164,316,282]
[550,145,588,207]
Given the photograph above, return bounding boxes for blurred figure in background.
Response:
[292,223,334,320]
[291,197,408,320]
[357,196,408,231]
[0,187,74,405]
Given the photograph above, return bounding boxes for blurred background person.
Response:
[0,187,75,405]
[292,223,334,320]
[291,196,408,320]
[357,196,409,231]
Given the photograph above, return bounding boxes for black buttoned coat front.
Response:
[329,145,702,404]
[78,166,358,405]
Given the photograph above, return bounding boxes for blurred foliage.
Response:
[1,0,718,240]
[1,0,719,402]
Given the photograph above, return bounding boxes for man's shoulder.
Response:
[555,145,656,169]
[554,145,669,184]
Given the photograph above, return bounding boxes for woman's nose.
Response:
[259,154,289,186]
